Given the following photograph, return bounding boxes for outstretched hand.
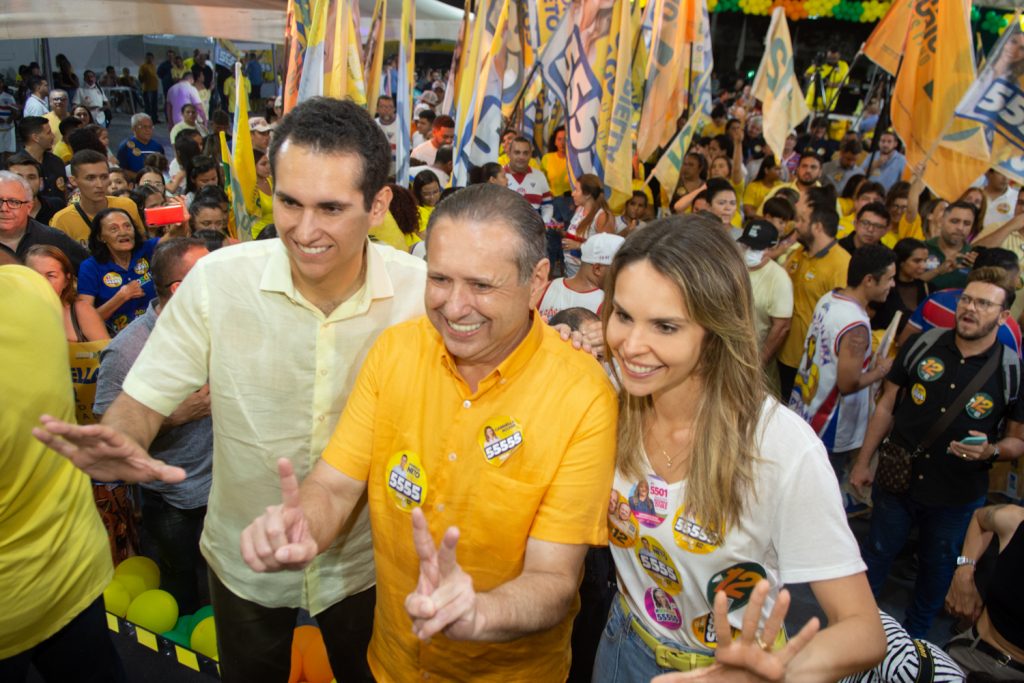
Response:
[652,580,820,683]
[33,413,186,483]
[404,507,479,641]
[240,458,319,572]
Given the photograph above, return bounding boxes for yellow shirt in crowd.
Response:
[50,195,145,246]
[779,242,851,368]
[323,314,617,682]
[541,151,570,197]
[0,266,112,659]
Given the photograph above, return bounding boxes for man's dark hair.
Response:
[66,128,106,155]
[762,196,795,222]
[418,109,437,124]
[973,247,1018,272]
[70,149,108,176]
[712,134,734,159]
[855,181,886,200]
[269,97,389,211]
[88,207,145,263]
[152,237,207,301]
[434,146,453,167]
[433,115,455,130]
[840,139,863,155]
[58,115,82,138]
[856,201,890,225]
[3,152,41,173]
[847,243,895,287]
[426,184,545,283]
[26,75,46,94]
[946,200,978,219]
[211,110,231,127]
[710,103,726,120]
[192,230,227,252]
[967,265,1016,310]
[548,306,599,331]
[377,95,395,106]
[805,186,839,238]
[18,116,49,144]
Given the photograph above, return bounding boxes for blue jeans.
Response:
[141,489,207,614]
[592,596,709,683]
[0,596,126,682]
[862,488,985,638]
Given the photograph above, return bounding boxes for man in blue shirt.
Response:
[865,131,907,192]
[115,114,165,180]
[244,52,264,111]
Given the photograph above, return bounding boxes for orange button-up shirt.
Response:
[322,313,617,682]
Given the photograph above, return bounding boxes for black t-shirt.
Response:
[838,233,858,256]
[887,331,1024,505]
[33,195,63,227]
[21,149,69,207]
[0,218,90,273]
[871,279,927,334]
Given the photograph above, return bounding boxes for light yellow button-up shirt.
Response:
[123,239,426,613]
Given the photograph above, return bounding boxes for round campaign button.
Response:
[916,357,945,382]
[608,488,639,548]
[134,259,149,275]
[690,613,739,649]
[966,393,994,420]
[671,507,722,555]
[628,475,670,528]
[635,536,683,595]
[644,587,682,630]
[911,383,927,405]
[385,450,428,512]
[103,272,123,288]
[479,415,523,466]
[706,562,768,612]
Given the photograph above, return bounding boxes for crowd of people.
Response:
[3,38,1024,683]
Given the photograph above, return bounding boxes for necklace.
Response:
[647,423,686,468]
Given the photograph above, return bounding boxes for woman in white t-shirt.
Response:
[593,215,886,682]
[564,173,613,276]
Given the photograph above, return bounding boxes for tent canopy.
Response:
[2,0,463,44]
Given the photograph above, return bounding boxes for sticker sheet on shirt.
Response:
[628,475,670,528]
[917,357,944,382]
[635,536,683,595]
[706,562,767,612]
[386,451,428,511]
[644,587,682,630]
[672,507,722,555]
[608,489,639,548]
[691,613,740,649]
[911,383,927,405]
[966,393,994,419]
[479,416,523,466]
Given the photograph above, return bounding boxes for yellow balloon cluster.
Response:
[126,589,180,634]
[738,0,773,16]
[803,0,841,18]
[859,0,891,22]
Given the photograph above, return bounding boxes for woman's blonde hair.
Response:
[602,215,768,536]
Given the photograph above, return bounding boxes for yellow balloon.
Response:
[117,572,148,601]
[103,579,131,618]
[191,616,218,661]
[115,556,160,591]
[126,589,179,634]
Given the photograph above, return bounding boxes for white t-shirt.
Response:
[609,399,864,651]
[789,290,871,453]
[537,278,605,322]
[412,131,428,148]
[748,260,793,346]
[983,187,1019,230]
[376,118,398,172]
[411,140,439,166]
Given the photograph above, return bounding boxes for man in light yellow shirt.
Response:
[34,99,425,683]
[49,150,144,246]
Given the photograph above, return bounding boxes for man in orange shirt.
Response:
[241,184,618,681]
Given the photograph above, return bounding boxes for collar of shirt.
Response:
[436,311,546,398]
[258,238,394,321]
[933,327,1002,361]
[811,239,839,259]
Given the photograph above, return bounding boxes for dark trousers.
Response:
[141,489,207,614]
[0,596,126,683]
[209,570,376,683]
[568,547,617,683]
[862,488,985,638]
[143,91,158,121]
[777,361,797,401]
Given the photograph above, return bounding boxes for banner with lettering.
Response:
[751,7,809,160]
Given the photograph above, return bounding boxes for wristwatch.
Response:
[987,445,1000,463]
[956,556,976,567]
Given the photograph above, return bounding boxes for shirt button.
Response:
[499,378,507,385]
[422,673,430,681]
[918,474,924,480]
[320,369,328,376]
[462,400,471,408]
[924,454,930,459]
[317,414,326,422]
[437,503,445,512]
[950,384,955,389]
[940,408,946,413]
[448,452,457,461]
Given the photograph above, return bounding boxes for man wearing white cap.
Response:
[538,232,623,322]
[248,116,274,153]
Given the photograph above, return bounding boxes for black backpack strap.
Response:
[903,328,949,377]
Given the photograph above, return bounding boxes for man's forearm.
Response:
[761,318,790,366]
[101,392,167,450]
[855,408,894,466]
[471,566,582,642]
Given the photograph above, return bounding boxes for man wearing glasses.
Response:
[851,264,1024,639]
[0,170,88,269]
[115,113,165,180]
[838,203,891,256]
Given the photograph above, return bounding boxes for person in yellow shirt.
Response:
[541,125,571,219]
[240,184,618,682]
[778,186,851,398]
[49,150,145,246]
[0,261,121,680]
[743,155,783,217]
[805,48,849,114]
[223,72,250,115]
[44,89,70,148]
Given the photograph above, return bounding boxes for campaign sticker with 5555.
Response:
[385,451,428,511]
[479,416,524,466]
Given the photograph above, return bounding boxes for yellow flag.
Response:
[862,0,914,76]
[636,0,689,161]
[601,0,636,210]
[230,62,259,241]
[363,0,386,116]
[893,0,989,200]
[751,8,810,160]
